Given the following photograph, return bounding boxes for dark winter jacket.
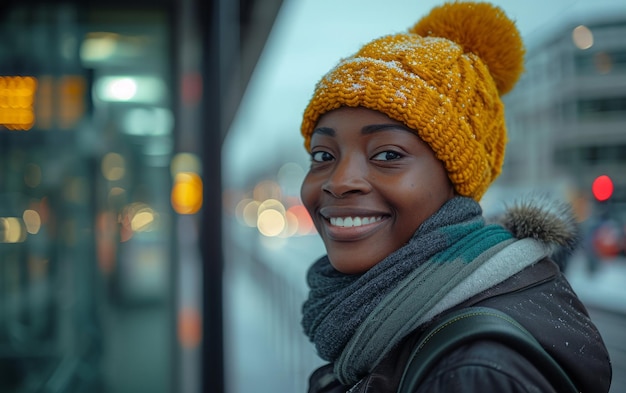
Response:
[306,199,612,393]
[308,257,611,392]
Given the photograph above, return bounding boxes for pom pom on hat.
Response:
[300,1,526,201]
[411,1,524,95]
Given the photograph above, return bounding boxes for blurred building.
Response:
[500,10,626,218]
[0,0,282,392]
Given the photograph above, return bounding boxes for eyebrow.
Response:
[312,123,414,137]
[361,123,414,134]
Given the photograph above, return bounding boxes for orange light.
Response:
[178,307,202,349]
[592,175,613,202]
[58,75,86,129]
[0,76,37,130]
[288,204,315,235]
[171,172,203,214]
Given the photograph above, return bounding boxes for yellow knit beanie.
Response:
[300,1,525,201]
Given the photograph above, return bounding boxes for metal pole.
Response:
[199,0,225,391]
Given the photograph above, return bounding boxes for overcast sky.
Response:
[223,0,626,189]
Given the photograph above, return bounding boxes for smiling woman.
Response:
[296,2,612,392]
[301,107,454,274]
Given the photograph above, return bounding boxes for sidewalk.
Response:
[566,251,626,314]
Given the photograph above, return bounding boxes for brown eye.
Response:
[311,151,334,162]
[372,151,402,161]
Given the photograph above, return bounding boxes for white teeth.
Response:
[329,216,382,227]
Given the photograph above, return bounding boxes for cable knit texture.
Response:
[300,1,525,200]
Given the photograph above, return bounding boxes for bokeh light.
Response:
[178,307,202,349]
[594,52,613,74]
[0,217,27,243]
[131,209,157,232]
[0,76,37,130]
[287,204,315,235]
[592,175,614,202]
[102,152,126,181]
[171,172,203,214]
[258,198,286,216]
[23,209,42,234]
[572,25,593,50]
[253,180,281,201]
[257,209,285,237]
[241,199,260,227]
[170,152,201,176]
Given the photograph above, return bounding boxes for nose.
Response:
[322,155,371,198]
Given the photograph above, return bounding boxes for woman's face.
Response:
[301,107,455,274]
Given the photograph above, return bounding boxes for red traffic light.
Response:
[592,175,614,202]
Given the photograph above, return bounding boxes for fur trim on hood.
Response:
[490,194,580,264]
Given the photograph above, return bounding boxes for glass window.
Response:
[0,4,174,392]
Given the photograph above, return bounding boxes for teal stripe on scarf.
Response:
[432,223,514,264]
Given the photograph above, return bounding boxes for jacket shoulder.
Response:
[477,271,612,393]
[415,340,557,393]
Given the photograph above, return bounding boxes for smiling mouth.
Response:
[329,216,383,228]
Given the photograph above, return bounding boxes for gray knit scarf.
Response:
[302,197,549,385]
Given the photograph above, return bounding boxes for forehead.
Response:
[313,107,415,137]
[312,107,423,150]
[316,106,402,126]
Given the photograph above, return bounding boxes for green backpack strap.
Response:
[397,306,578,393]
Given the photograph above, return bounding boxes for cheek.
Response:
[300,174,318,211]
[300,175,326,234]
[395,172,451,224]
